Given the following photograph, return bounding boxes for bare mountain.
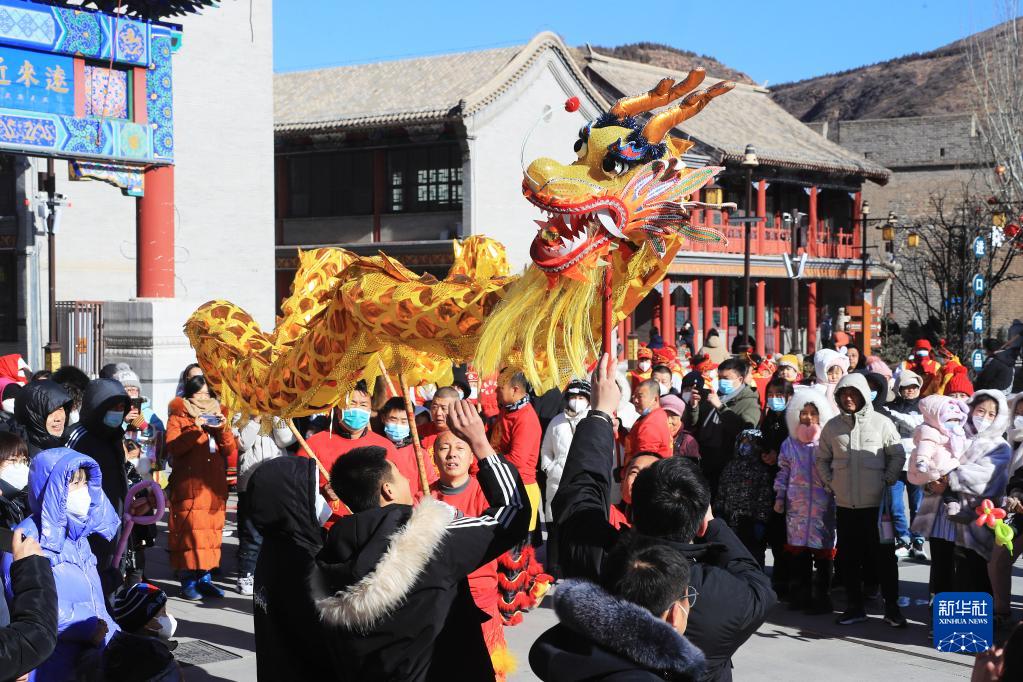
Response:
[771,20,1018,122]
[572,42,756,85]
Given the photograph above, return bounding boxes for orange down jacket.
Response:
[166,398,236,571]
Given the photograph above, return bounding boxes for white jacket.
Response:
[540,408,589,520]
[236,417,295,491]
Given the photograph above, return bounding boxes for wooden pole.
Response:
[377,356,398,397]
[286,418,337,499]
[602,266,614,357]
[398,373,431,494]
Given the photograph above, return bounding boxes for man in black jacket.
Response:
[0,530,57,680]
[554,354,776,682]
[315,399,529,682]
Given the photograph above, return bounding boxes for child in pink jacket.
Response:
[908,394,969,486]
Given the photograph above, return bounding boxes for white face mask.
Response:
[68,409,80,425]
[1,398,13,414]
[658,383,670,396]
[0,463,28,490]
[681,390,693,403]
[314,493,332,525]
[66,486,91,518]
[154,613,176,640]
[973,415,994,433]
[1014,415,1023,432]
[638,360,651,372]
[567,397,588,415]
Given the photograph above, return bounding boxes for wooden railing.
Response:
[683,210,858,260]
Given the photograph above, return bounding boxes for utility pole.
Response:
[790,210,801,353]
[741,144,758,349]
[41,159,60,371]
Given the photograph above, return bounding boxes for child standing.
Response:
[101,582,180,681]
[715,429,775,566]
[3,447,121,680]
[774,389,837,614]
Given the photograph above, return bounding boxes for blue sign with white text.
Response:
[974,236,987,258]
[0,46,72,116]
[973,274,985,296]
[973,349,986,371]
[973,312,985,333]
[933,592,993,653]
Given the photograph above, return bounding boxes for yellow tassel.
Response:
[490,645,517,680]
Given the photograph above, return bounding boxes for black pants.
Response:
[929,538,957,596]
[766,510,789,590]
[955,547,993,594]
[236,491,263,577]
[735,517,768,569]
[836,506,899,609]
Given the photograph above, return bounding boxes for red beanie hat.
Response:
[914,339,932,352]
[944,370,974,397]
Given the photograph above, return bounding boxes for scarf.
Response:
[183,395,221,420]
[503,395,531,413]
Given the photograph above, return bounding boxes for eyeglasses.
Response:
[684,587,699,609]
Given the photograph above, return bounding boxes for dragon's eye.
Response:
[574,138,588,159]
[601,155,628,177]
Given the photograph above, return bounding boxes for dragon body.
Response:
[185,71,734,417]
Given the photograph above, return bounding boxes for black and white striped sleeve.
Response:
[444,454,529,576]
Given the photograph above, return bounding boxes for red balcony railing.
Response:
[684,210,858,260]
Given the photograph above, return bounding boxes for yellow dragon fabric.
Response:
[185,71,734,418]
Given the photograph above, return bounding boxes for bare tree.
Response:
[883,189,1023,354]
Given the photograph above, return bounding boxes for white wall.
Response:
[467,56,601,272]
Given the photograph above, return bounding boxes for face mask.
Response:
[1,398,12,414]
[768,397,787,412]
[1014,415,1023,432]
[638,360,651,372]
[66,486,91,518]
[681,390,693,403]
[658,383,670,396]
[0,463,28,490]
[68,409,80,425]
[974,415,994,433]
[341,408,371,431]
[796,423,822,444]
[567,398,588,415]
[718,379,736,396]
[154,614,177,640]
[456,389,466,400]
[870,391,878,402]
[942,420,965,436]
[916,351,929,359]
[383,423,411,443]
[314,493,332,525]
[103,410,125,428]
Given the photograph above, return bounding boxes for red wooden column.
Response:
[807,185,818,254]
[661,279,674,345]
[757,180,767,252]
[852,191,863,251]
[755,280,766,356]
[807,281,818,351]
[772,281,782,355]
[689,278,700,343]
[703,278,714,337]
[137,165,175,297]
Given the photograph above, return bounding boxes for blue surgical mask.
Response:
[870,390,878,402]
[383,423,410,443]
[768,397,787,412]
[719,379,737,396]
[103,410,125,428]
[341,408,371,431]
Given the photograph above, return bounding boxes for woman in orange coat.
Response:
[166,375,236,600]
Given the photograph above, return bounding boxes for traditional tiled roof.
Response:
[77,1,215,18]
[275,32,607,134]
[581,50,890,184]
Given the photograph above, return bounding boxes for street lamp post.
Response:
[861,199,870,310]
[742,144,758,349]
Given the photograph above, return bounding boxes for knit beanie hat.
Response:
[945,370,974,397]
[113,369,141,392]
[112,582,167,632]
[778,354,800,371]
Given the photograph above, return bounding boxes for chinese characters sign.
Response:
[0,46,72,116]
[933,592,992,653]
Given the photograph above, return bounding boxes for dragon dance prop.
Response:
[184,70,733,418]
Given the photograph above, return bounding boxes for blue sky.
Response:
[272,0,1011,85]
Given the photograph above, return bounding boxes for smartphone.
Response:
[201,413,221,426]
[0,527,14,553]
[130,397,144,411]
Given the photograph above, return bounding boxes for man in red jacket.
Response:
[493,371,542,532]
[299,384,397,522]
[626,379,672,466]
[420,386,461,453]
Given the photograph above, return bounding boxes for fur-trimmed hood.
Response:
[315,497,456,632]
[785,386,837,435]
[530,579,705,681]
[963,389,1011,464]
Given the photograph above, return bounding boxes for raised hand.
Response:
[447,399,495,459]
[590,353,621,415]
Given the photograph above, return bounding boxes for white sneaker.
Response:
[237,574,253,596]
[895,546,910,560]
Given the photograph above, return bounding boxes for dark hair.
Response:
[380,396,408,418]
[179,363,201,383]
[53,365,90,412]
[182,375,208,399]
[765,377,793,398]
[505,371,530,393]
[451,379,471,399]
[969,394,1000,415]
[329,446,393,513]
[846,343,866,370]
[651,364,672,379]
[0,432,28,466]
[30,370,51,382]
[631,457,710,542]
[718,357,748,377]
[600,535,691,616]
[637,378,660,397]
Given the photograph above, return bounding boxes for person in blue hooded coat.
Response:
[3,447,121,681]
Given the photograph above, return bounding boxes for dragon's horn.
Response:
[609,70,706,119]
[642,81,735,144]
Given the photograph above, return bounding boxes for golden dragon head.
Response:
[523,70,734,284]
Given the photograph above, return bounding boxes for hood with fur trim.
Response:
[315,497,456,632]
[813,349,849,385]
[785,387,837,435]
[531,579,705,681]
[918,394,969,438]
[963,390,1011,463]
